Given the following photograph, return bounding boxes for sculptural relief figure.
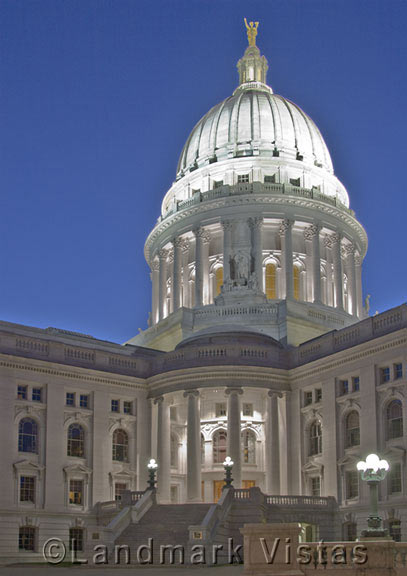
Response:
[244,18,259,47]
[235,250,249,281]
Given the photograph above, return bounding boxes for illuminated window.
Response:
[215,267,224,296]
[387,400,403,439]
[293,266,300,300]
[18,418,38,453]
[241,429,256,464]
[213,429,227,464]
[19,527,35,551]
[345,411,360,448]
[17,385,27,400]
[265,263,276,299]
[309,421,322,456]
[114,482,127,501]
[69,479,83,505]
[67,424,85,458]
[112,429,129,462]
[20,476,35,502]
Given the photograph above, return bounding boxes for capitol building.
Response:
[1,23,406,563]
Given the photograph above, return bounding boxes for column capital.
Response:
[303,223,321,241]
[225,387,243,396]
[158,249,168,261]
[330,232,343,245]
[193,226,211,244]
[355,252,362,266]
[221,219,233,232]
[181,239,190,253]
[183,389,200,399]
[279,218,294,236]
[267,390,283,399]
[150,259,160,272]
[153,396,165,406]
[167,249,174,263]
[344,242,356,256]
[248,216,263,230]
[173,237,184,249]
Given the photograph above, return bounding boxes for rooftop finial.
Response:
[244,18,259,47]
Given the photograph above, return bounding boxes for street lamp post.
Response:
[223,456,234,489]
[357,454,389,538]
[147,458,158,491]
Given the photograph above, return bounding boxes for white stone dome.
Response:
[176,83,333,179]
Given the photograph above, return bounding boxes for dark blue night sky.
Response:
[1,0,406,343]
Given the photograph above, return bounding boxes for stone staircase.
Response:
[114,503,211,565]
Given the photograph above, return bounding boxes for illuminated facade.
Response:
[0,27,406,562]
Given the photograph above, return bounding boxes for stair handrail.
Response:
[188,487,234,543]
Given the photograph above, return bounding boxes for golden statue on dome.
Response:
[244,18,259,47]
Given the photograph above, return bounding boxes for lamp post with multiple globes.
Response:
[223,456,234,489]
[147,458,158,490]
[357,454,389,538]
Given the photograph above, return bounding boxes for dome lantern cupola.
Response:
[237,19,269,89]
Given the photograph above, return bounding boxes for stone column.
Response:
[249,217,263,291]
[280,219,294,299]
[355,252,363,318]
[193,227,206,307]
[226,388,243,488]
[265,391,281,495]
[172,238,183,311]
[151,259,160,325]
[137,396,152,490]
[154,396,171,503]
[331,233,344,310]
[324,235,334,306]
[345,242,357,316]
[304,224,322,304]
[202,231,211,305]
[184,390,201,502]
[222,220,233,284]
[181,240,190,308]
[158,249,168,321]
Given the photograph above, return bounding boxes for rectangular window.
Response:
[32,388,42,402]
[114,483,127,501]
[352,376,360,392]
[339,380,349,395]
[216,403,227,417]
[213,180,224,188]
[20,476,35,503]
[389,463,402,494]
[346,471,359,499]
[169,406,177,421]
[264,174,276,183]
[19,526,35,551]
[243,403,253,417]
[111,399,119,413]
[289,177,301,187]
[394,363,403,380]
[311,476,321,497]
[79,394,89,409]
[304,391,313,406]
[66,392,75,406]
[380,367,391,384]
[69,528,84,552]
[69,480,83,505]
[315,389,322,403]
[237,174,249,183]
[17,385,27,400]
[123,401,132,415]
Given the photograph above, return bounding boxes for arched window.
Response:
[18,418,38,453]
[67,423,85,458]
[309,421,322,456]
[241,429,256,464]
[215,267,223,296]
[112,429,129,462]
[213,429,227,464]
[170,433,179,468]
[265,263,277,299]
[387,400,403,440]
[345,411,360,448]
[293,266,300,300]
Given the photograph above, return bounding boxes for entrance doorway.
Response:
[213,480,224,502]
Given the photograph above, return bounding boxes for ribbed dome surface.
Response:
[177,85,333,177]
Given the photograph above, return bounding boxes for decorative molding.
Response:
[303,224,320,241]
[279,218,294,236]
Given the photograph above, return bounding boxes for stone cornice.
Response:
[144,192,367,261]
[0,353,148,391]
